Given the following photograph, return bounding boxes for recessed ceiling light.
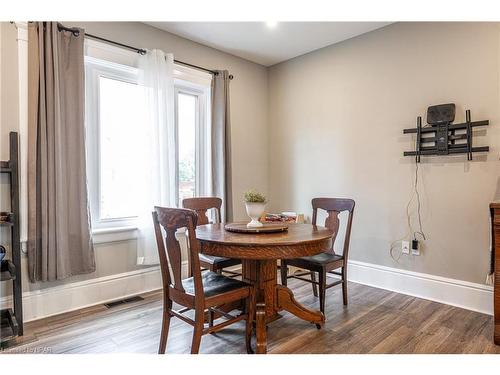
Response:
[266,21,278,28]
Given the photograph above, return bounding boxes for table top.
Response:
[196,223,334,260]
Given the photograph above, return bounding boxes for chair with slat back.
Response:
[152,206,255,354]
[280,198,355,314]
[182,197,242,278]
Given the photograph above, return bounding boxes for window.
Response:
[98,76,145,220]
[177,92,197,203]
[85,53,145,229]
[84,40,211,231]
[175,85,210,207]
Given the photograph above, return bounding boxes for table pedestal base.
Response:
[242,259,325,354]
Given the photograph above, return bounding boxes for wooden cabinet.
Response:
[490,203,500,345]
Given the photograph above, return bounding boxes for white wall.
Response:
[268,22,500,284]
[0,23,19,160]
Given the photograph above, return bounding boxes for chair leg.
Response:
[318,270,326,315]
[311,271,318,297]
[245,287,256,354]
[208,308,215,328]
[191,308,204,354]
[158,298,172,354]
[342,266,348,306]
[280,262,288,286]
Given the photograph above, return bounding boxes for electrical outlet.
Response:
[411,240,420,256]
[401,241,410,254]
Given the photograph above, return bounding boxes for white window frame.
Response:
[174,65,212,206]
[85,56,141,230]
[174,84,210,205]
[84,40,212,239]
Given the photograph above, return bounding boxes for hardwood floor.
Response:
[3,279,499,354]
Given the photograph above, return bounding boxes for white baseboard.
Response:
[2,258,492,323]
[347,260,494,316]
[0,266,164,322]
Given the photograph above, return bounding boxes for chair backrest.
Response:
[311,198,355,258]
[152,207,204,299]
[182,197,222,225]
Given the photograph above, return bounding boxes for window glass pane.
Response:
[99,76,144,220]
[177,92,197,205]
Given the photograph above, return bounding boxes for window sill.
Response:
[92,226,138,244]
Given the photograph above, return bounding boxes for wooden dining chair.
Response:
[153,207,255,354]
[182,197,241,277]
[280,198,355,314]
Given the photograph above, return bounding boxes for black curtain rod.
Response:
[56,23,233,79]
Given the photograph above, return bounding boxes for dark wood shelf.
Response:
[0,308,19,344]
[0,260,16,281]
[0,132,23,341]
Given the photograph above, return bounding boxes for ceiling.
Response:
[147,22,391,67]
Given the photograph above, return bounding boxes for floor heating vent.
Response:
[104,296,144,309]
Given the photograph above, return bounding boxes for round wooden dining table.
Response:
[196,222,333,354]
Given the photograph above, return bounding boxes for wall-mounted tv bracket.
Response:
[403,103,489,162]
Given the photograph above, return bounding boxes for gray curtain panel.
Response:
[27,22,95,282]
[211,70,233,222]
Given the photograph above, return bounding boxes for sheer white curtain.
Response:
[136,49,176,265]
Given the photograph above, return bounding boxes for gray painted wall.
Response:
[268,22,500,284]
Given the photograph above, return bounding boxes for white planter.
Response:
[245,202,266,228]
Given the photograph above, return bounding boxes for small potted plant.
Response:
[244,190,267,228]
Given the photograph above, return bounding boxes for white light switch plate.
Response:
[402,240,410,254]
